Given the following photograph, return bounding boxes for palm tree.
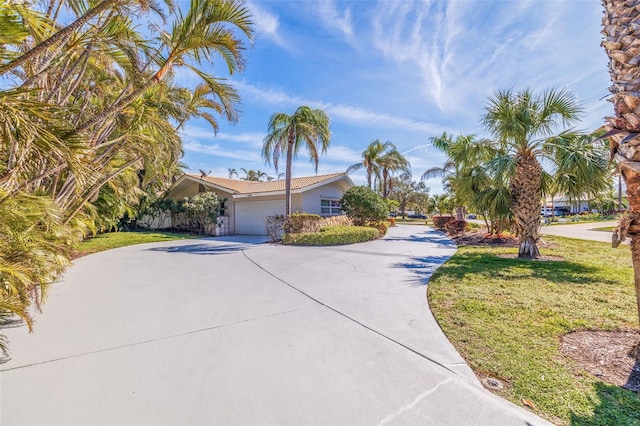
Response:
[67,0,254,138]
[347,139,392,190]
[228,168,238,178]
[239,168,268,182]
[602,0,640,322]
[378,146,410,198]
[482,88,583,258]
[262,106,331,216]
[422,133,494,207]
[174,83,224,132]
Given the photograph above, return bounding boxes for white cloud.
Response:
[323,145,362,164]
[181,126,265,148]
[248,2,286,47]
[182,140,261,161]
[235,81,447,134]
[315,0,353,40]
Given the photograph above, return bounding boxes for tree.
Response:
[262,106,331,216]
[601,0,640,322]
[378,146,410,198]
[389,172,430,218]
[0,0,254,353]
[421,133,459,198]
[482,88,585,258]
[347,139,392,190]
[432,193,453,216]
[339,186,388,226]
[239,168,268,181]
[422,132,511,232]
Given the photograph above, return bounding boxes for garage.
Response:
[235,199,285,235]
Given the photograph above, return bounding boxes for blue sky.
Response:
[178,0,610,194]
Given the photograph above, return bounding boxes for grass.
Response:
[428,236,640,425]
[77,230,197,256]
[592,226,616,232]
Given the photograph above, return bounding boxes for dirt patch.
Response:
[560,329,640,393]
[450,230,519,247]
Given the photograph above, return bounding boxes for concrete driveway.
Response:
[0,225,549,425]
[540,220,618,244]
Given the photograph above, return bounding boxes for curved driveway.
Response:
[540,220,618,244]
[1,225,548,425]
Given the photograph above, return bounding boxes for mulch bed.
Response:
[560,329,640,393]
[450,230,519,247]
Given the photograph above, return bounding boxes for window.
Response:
[321,199,341,215]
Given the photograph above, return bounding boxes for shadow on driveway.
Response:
[146,243,246,255]
[394,255,453,286]
[383,230,456,248]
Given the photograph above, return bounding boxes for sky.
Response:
[177,0,611,194]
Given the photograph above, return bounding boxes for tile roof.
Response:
[186,172,348,194]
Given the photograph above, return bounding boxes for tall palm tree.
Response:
[228,168,238,178]
[378,146,410,198]
[262,106,331,216]
[602,0,640,322]
[482,88,583,258]
[347,139,392,190]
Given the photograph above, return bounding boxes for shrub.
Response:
[339,186,388,226]
[265,215,286,242]
[317,215,352,228]
[387,217,396,227]
[368,220,389,237]
[431,215,455,230]
[444,219,468,236]
[283,225,379,246]
[173,192,219,235]
[283,213,322,234]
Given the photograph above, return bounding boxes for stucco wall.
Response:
[299,181,348,215]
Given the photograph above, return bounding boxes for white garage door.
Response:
[235,200,285,235]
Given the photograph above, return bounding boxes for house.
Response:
[163,172,354,235]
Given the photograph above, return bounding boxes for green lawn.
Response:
[592,226,616,232]
[76,231,197,257]
[428,236,640,425]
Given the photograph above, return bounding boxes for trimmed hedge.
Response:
[282,225,379,246]
[283,213,322,234]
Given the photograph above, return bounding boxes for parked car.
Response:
[409,213,427,219]
[467,213,477,219]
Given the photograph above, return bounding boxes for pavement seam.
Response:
[241,249,465,380]
[0,307,305,372]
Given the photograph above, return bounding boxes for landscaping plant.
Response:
[339,186,388,226]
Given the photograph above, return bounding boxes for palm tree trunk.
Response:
[511,154,542,258]
[0,0,119,76]
[602,0,640,323]
[631,234,640,320]
[285,138,294,217]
